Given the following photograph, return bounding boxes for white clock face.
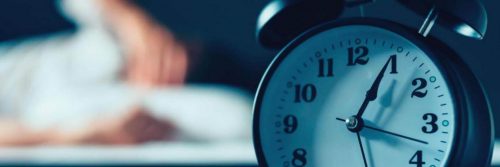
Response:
[256,25,456,167]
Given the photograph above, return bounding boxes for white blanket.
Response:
[0,141,257,165]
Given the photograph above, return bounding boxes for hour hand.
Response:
[365,56,393,101]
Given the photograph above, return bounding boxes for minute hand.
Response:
[356,56,394,118]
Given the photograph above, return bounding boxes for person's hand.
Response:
[123,25,188,88]
[0,107,177,146]
[81,107,177,145]
[98,0,189,88]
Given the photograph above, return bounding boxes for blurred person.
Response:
[0,0,251,145]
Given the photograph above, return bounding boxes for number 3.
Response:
[422,113,438,134]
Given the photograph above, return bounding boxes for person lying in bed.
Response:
[0,0,251,145]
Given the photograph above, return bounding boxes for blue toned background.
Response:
[0,1,497,166]
[135,0,499,137]
[0,0,497,135]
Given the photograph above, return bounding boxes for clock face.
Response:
[255,25,456,167]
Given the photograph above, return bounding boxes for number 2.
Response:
[411,78,428,98]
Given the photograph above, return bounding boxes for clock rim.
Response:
[252,18,493,167]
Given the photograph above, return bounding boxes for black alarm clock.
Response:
[252,0,494,167]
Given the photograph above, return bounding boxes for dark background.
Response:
[0,0,498,136]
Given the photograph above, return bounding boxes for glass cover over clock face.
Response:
[256,25,456,167]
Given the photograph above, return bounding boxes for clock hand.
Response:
[356,56,395,118]
[336,118,428,144]
[356,132,369,167]
[364,126,428,144]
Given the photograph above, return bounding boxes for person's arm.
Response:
[52,107,177,145]
[0,120,53,146]
[0,106,177,146]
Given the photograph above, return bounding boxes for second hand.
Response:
[357,132,368,167]
[336,118,428,145]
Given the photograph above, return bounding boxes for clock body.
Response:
[252,18,493,167]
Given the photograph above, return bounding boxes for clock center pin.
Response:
[346,116,364,132]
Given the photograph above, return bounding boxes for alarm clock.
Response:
[252,0,494,167]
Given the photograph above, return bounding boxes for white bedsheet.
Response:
[0,141,257,165]
[1,140,500,165]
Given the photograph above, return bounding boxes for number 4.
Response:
[409,150,426,167]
